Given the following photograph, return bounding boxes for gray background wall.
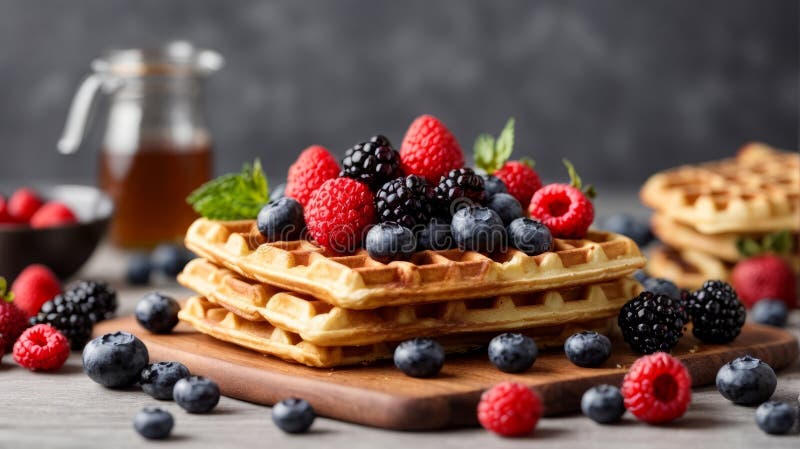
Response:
[0,0,797,189]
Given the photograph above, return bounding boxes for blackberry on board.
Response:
[687,280,746,344]
[618,291,685,354]
[340,135,401,189]
[434,167,487,216]
[65,280,118,323]
[374,175,434,229]
[30,295,93,350]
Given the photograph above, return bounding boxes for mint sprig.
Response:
[187,159,270,220]
[735,230,794,258]
[563,159,596,199]
[0,277,14,303]
[474,118,518,174]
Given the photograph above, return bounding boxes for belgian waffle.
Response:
[178,296,617,367]
[640,143,800,234]
[185,218,646,310]
[647,245,731,290]
[178,259,641,347]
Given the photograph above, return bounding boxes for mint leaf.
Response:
[187,159,270,220]
[763,230,793,254]
[495,118,515,168]
[473,117,519,174]
[735,237,763,258]
[563,158,596,199]
[473,133,497,173]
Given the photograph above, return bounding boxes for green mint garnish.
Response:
[474,118,518,174]
[563,159,596,200]
[187,159,270,220]
[736,230,794,257]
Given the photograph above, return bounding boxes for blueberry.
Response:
[82,332,149,388]
[272,398,316,434]
[486,193,523,226]
[507,217,553,256]
[140,361,191,400]
[173,376,220,413]
[643,277,681,300]
[393,338,445,378]
[365,222,416,263]
[126,252,152,286]
[751,299,788,327]
[755,401,798,435]
[135,292,181,334]
[601,214,653,247]
[633,270,649,283]
[133,407,174,440]
[151,244,192,277]
[564,331,612,368]
[417,218,454,251]
[487,333,538,373]
[716,355,777,405]
[450,206,506,253]
[482,175,507,196]
[581,385,625,424]
[271,182,286,201]
[257,197,305,242]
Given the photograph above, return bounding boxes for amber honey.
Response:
[99,143,212,248]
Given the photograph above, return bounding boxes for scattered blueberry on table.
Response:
[140,361,191,400]
[82,331,149,388]
[173,376,221,414]
[135,292,181,334]
[581,385,625,424]
[750,299,788,327]
[564,331,612,368]
[272,398,316,434]
[755,401,798,435]
[487,332,538,373]
[393,338,445,378]
[715,355,777,405]
[134,407,174,440]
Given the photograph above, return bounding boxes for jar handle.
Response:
[57,73,120,154]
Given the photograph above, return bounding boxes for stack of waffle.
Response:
[641,143,800,289]
[177,218,646,368]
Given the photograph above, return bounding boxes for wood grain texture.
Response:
[93,318,798,431]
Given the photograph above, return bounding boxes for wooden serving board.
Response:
[93,318,798,430]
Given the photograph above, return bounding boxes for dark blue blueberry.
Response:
[601,214,653,247]
[486,193,523,226]
[564,331,612,368]
[482,175,508,196]
[507,217,553,256]
[126,252,152,286]
[82,332,149,388]
[257,197,305,242]
[716,355,777,405]
[393,338,445,378]
[450,206,507,253]
[140,361,191,400]
[173,376,220,413]
[751,299,788,327]
[133,407,174,440]
[271,182,286,201]
[135,292,181,334]
[151,244,193,277]
[417,218,454,251]
[581,385,625,424]
[487,333,538,373]
[272,398,316,434]
[643,277,681,300]
[755,401,797,435]
[365,222,417,263]
[633,269,649,283]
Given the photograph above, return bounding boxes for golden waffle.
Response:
[178,259,641,347]
[185,218,646,310]
[640,143,800,234]
[178,296,617,367]
[647,245,731,290]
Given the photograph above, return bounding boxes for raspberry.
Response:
[30,201,77,228]
[374,175,434,229]
[340,135,402,190]
[285,145,341,207]
[0,277,28,351]
[400,115,464,184]
[10,264,62,318]
[304,177,376,253]
[0,194,18,225]
[621,352,692,424]
[477,381,542,436]
[8,187,43,222]
[529,184,594,239]
[494,161,542,209]
[12,324,70,371]
[731,255,796,309]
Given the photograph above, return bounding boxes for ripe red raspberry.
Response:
[285,145,341,207]
[494,161,542,208]
[400,115,464,184]
[13,324,70,371]
[304,177,376,253]
[30,202,77,228]
[731,255,797,309]
[8,187,43,223]
[0,277,28,351]
[622,352,692,424]
[11,264,62,318]
[477,381,542,436]
[0,195,19,225]
[529,184,594,239]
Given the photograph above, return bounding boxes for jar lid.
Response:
[92,41,224,77]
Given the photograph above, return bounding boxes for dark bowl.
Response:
[0,185,114,280]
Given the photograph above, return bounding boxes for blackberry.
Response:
[66,280,118,323]
[30,295,94,350]
[340,135,401,189]
[434,168,487,216]
[374,175,434,228]
[687,280,746,344]
[618,291,685,354]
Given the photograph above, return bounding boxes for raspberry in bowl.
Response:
[0,185,113,279]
